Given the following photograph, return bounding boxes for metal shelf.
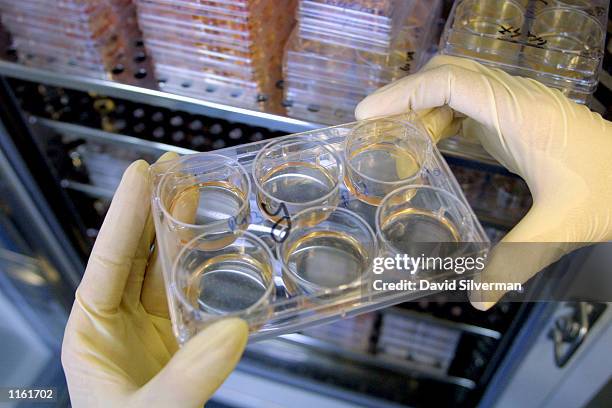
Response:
[0,60,317,133]
[386,308,502,340]
[273,333,477,389]
[33,117,195,156]
[60,180,114,200]
[0,60,499,165]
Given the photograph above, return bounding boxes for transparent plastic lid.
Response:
[138,17,252,44]
[11,35,124,62]
[284,30,422,82]
[300,0,397,28]
[286,101,357,124]
[136,0,258,22]
[0,0,116,22]
[154,63,263,90]
[150,114,489,343]
[0,6,118,38]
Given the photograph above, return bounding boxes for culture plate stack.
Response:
[283,0,442,124]
[441,0,609,104]
[136,0,296,111]
[0,0,141,79]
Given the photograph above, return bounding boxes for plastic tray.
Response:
[284,0,441,124]
[154,63,273,109]
[150,114,490,343]
[0,0,131,8]
[0,1,115,24]
[11,36,124,63]
[0,7,118,38]
[284,87,363,111]
[3,20,121,48]
[297,0,438,54]
[0,0,117,15]
[135,8,284,50]
[137,18,253,49]
[139,0,255,13]
[299,0,397,29]
[286,101,356,123]
[145,42,269,82]
[283,87,362,125]
[17,53,114,79]
[137,11,287,51]
[284,35,410,84]
[285,72,378,97]
[136,0,260,24]
[440,0,608,103]
[155,63,263,88]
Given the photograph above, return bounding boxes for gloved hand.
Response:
[61,152,248,407]
[356,55,612,309]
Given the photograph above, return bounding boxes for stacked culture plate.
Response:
[283,0,442,124]
[136,0,297,111]
[0,0,140,79]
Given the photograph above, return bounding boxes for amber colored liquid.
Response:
[257,161,338,221]
[170,181,249,248]
[345,143,422,206]
[380,207,460,256]
[185,253,272,314]
[284,230,369,291]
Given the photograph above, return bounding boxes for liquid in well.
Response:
[170,181,248,226]
[170,181,250,248]
[284,231,369,290]
[380,207,461,256]
[186,254,272,314]
[346,143,422,205]
[257,161,338,219]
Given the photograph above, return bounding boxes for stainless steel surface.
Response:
[60,180,115,200]
[0,60,501,165]
[0,119,82,286]
[35,117,500,177]
[34,117,195,156]
[0,61,318,133]
[275,333,477,389]
[388,307,502,339]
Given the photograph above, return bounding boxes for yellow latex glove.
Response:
[356,55,612,309]
[61,152,248,407]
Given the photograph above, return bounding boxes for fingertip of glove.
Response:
[354,98,375,120]
[470,301,495,311]
[157,151,180,163]
[200,318,249,349]
[210,317,249,336]
[468,291,495,311]
[126,159,150,175]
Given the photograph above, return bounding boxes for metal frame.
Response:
[0,76,92,262]
[0,107,83,289]
[0,60,498,165]
[0,61,318,133]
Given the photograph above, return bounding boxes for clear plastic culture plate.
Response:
[17,54,113,79]
[154,64,270,110]
[136,0,260,23]
[0,8,117,38]
[299,0,397,29]
[150,114,490,343]
[285,101,356,123]
[297,0,440,55]
[440,0,609,103]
